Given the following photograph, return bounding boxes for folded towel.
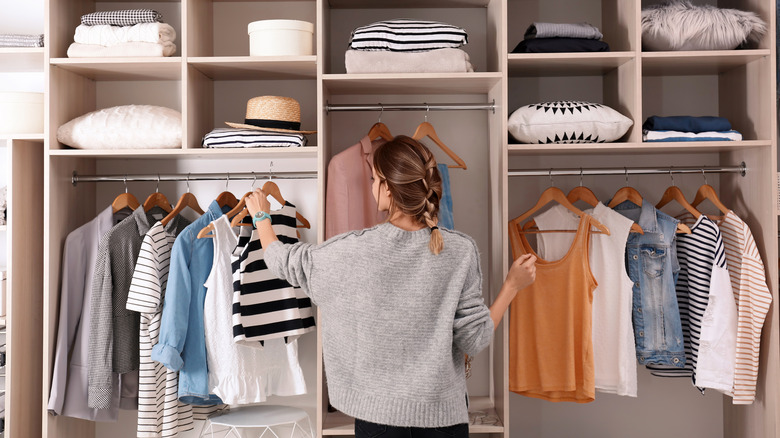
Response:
[642,116,732,133]
[0,33,44,47]
[349,19,468,52]
[203,128,307,148]
[643,129,742,142]
[512,38,610,53]
[524,22,603,40]
[74,23,176,47]
[67,42,176,58]
[81,9,163,26]
[345,48,474,73]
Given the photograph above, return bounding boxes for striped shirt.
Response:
[232,202,315,346]
[349,19,468,52]
[718,211,772,404]
[127,220,194,437]
[202,128,307,149]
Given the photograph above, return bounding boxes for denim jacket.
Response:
[151,201,229,404]
[612,200,685,367]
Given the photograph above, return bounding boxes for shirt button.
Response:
[632,255,638,260]
[637,307,643,313]
[673,358,680,364]
[635,282,640,287]
[639,331,644,337]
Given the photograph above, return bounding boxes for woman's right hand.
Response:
[506,254,537,292]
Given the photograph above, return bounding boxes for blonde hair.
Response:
[373,135,443,255]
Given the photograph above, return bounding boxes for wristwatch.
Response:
[252,211,271,228]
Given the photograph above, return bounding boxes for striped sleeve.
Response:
[349,19,468,52]
[127,224,168,314]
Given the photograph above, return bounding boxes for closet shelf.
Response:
[508,140,772,155]
[0,134,43,141]
[642,49,770,76]
[0,48,44,72]
[48,146,319,159]
[323,73,502,95]
[328,0,490,7]
[188,56,317,80]
[508,52,635,77]
[50,58,182,80]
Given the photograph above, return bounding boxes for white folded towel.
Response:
[642,129,743,141]
[74,23,176,47]
[67,42,176,58]
[345,48,474,74]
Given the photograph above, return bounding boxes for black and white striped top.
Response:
[232,202,315,347]
[647,214,727,387]
[203,128,307,149]
[349,19,468,52]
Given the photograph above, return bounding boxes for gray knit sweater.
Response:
[265,222,493,428]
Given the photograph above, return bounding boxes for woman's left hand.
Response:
[246,188,271,217]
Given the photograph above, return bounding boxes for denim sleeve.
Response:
[151,232,191,371]
[452,246,494,357]
[87,239,114,409]
[264,240,317,305]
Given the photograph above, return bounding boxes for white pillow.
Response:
[57,104,181,149]
[508,101,632,144]
[642,1,766,51]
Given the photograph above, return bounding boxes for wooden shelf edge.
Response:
[323,72,502,80]
[508,51,635,60]
[48,146,319,158]
[50,57,182,65]
[0,134,44,141]
[508,140,772,154]
[187,55,317,64]
[641,49,771,58]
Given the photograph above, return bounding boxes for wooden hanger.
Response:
[228,192,255,228]
[607,186,644,209]
[568,185,644,234]
[142,176,172,213]
[510,186,610,236]
[654,178,697,234]
[161,178,205,227]
[412,120,467,170]
[367,105,394,141]
[230,181,312,230]
[691,171,729,217]
[112,176,141,213]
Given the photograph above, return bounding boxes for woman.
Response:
[246,135,535,438]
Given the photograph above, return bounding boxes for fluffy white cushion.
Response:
[642,1,766,51]
[57,105,181,149]
[508,101,633,144]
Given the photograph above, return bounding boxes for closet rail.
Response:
[508,163,747,177]
[71,171,318,186]
[326,100,496,114]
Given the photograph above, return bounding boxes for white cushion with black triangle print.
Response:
[508,101,632,144]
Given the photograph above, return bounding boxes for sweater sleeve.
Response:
[151,232,190,371]
[264,240,318,305]
[452,246,493,357]
[87,237,114,410]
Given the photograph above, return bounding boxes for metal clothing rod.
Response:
[71,171,318,186]
[508,162,747,177]
[326,100,496,114]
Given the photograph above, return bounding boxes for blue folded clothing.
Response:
[642,116,731,133]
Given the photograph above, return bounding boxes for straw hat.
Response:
[226,96,316,134]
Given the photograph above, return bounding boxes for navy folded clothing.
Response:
[511,38,610,53]
[642,116,732,133]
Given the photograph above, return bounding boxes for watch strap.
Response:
[252,211,271,227]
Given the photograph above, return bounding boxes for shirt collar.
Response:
[132,205,182,236]
[638,200,660,232]
[206,200,227,219]
[360,135,373,156]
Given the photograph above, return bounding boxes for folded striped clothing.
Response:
[67,42,176,57]
[203,128,307,148]
[74,23,176,47]
[349,19,468,52]
[643,129,743,142]
[524,22,603,40]
[81,9,163,26]
[0,33,44,48]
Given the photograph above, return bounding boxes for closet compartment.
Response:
[507,0,637,53]
[508,57,639,146]
[641,54,774,143]
[48,0,182,59]
[184,64,317,151]
[324,0,503,74]
[48,64,183,151]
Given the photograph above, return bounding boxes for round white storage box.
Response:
[0,92,43,135]
[248,19,314,56]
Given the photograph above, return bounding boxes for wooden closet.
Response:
[6,0,770,437]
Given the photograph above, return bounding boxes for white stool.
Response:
[199,405,315,438]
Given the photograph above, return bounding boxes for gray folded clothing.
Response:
[524,22,603,40]
[0,33,44,47]
[345,48,474,74]
[81,9,163,26]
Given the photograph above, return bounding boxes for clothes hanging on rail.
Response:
[89,206,187,410]
[232,202,315,346]
[126,220,195,437]
[49,206,136,421]
[437,163,455,230]
[204,215,306,405]
[509,214,597,403]
[151,201,229,406]
[533,203,638,397]
[611,200,686,367]
[325,136,387,239]
[717,210,772,404]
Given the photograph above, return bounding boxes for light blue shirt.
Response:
[152,201,228,404]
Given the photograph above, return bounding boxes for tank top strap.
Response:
[573,213,597,291]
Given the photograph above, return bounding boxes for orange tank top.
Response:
[508,213,597,403]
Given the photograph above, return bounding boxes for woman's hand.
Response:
[506,254,537,293]
[246,188,271,217]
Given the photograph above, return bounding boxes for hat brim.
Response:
[225,121,316,135]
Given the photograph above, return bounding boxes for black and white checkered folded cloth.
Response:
[0,34,44,48]
[81,9,163,26]
[349,19,468,52]
[203,128,307,148]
